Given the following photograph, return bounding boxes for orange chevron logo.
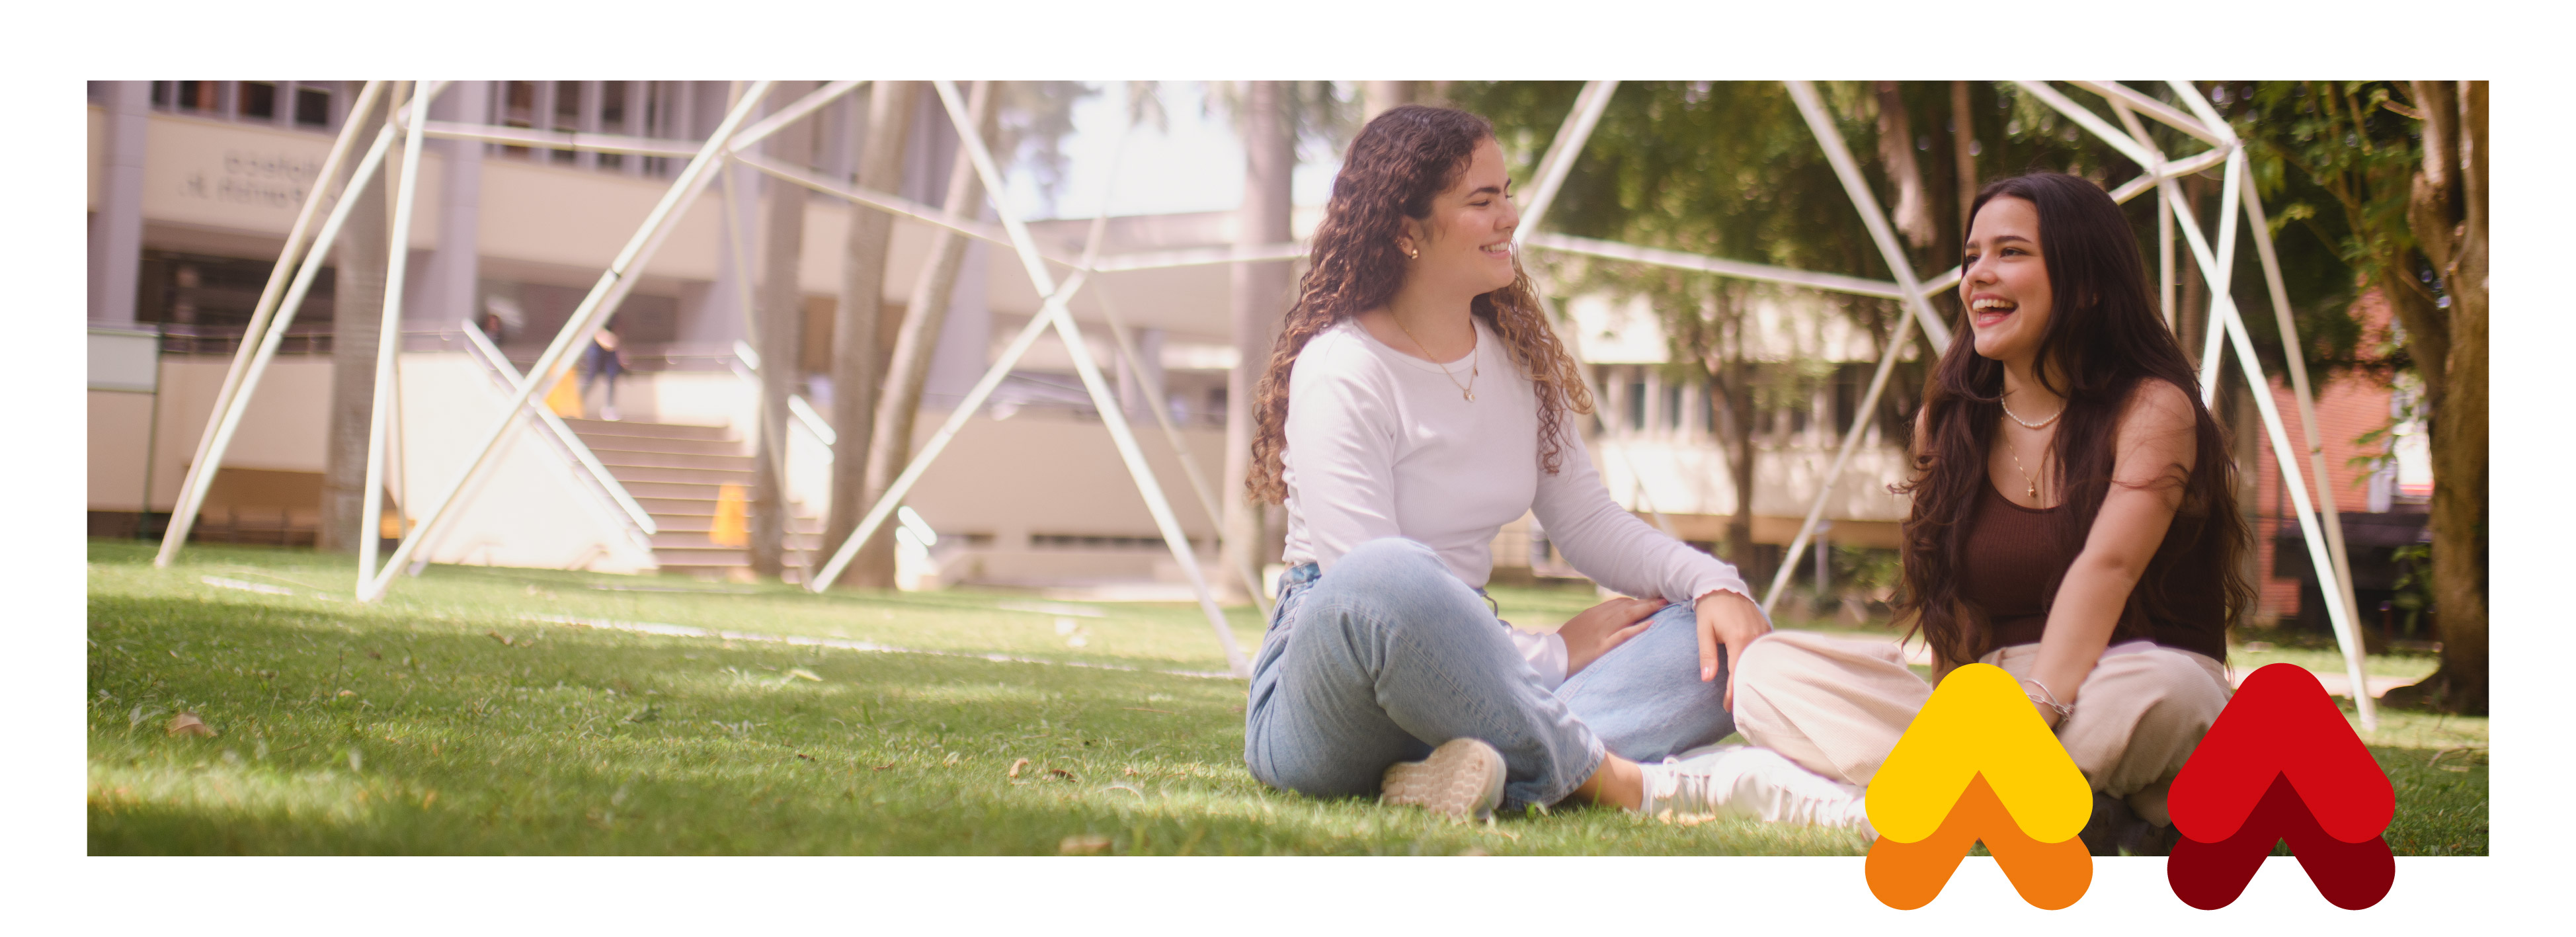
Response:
[1865,663,2095,909]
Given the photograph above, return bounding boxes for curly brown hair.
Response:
[1246,104,1594,504]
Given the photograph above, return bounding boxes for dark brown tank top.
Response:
[1954,475,2226,661]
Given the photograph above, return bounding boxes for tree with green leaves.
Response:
[2222,80,2485,713]
[1455,81,1945,578]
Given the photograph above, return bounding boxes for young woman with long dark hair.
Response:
[1240,104,1873,827]
[1729,172,2253,853]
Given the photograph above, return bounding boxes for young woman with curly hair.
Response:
[1728,172,2255,854]
[1240,104,1872,827]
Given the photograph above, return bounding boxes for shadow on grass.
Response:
[89,542,2481,856]
[87,591,1870,855]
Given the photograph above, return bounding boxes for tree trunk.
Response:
[1219,81,1294,604]
[2407,81,2487,713]
[750,82,817,581]
[1710,355,1759,574]
[848,83,990,590]
[1952,81,1978,233]
[1874,81,1936,251]
[1363,81,1415,120]
[318,95,392,555]
[822,81,917,588]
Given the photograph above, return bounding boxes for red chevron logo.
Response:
[2165,663,2396,909]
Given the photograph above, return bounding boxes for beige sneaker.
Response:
[1380,738,1508,823]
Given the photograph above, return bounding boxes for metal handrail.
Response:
[731,340,836,451]
[459,321,659,540]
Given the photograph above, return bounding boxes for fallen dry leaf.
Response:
[1059,834,1111,856]
[872,763,895,771]
[165,712,216,737]
[486,631,515,646]
[1046,768,1074,780]
[1007,758,1031,779]
[785,668,821,682]
[366,650,382,659]
[1123,767,1139,777]
[421,790,439,807]
[337,690,356,698]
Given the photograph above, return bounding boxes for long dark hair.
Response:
[1246,104,1592,503]
[1896,172,2255,667]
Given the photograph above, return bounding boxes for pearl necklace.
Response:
[2001,397,2063,430]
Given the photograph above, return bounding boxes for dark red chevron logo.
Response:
[2165,663,2395,909]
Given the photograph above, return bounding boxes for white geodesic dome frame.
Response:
[154,80,2374,723]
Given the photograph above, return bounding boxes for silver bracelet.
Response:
[2022,678,2075,721]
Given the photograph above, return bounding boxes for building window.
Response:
[1625,370,1647,432]
[294,85,332,127]
[597,82,627,171]
[241,81,277,120]
[551,81,583,164]
[172,81,221,114]
[143,80,339,132]
[498,81,540,160]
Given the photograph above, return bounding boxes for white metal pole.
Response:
[1527,233,1909,300]
[2106,147,2230,205]
[2161,177,2376,729]
[1762,286,1919,613]
[458,321,657,538]
[2174,81,2373,698]
[2193,148,2245,407]
[159,122,400,568]
[1092,282,1269,620]
[805,275,1089,592]
[728,80,865,153]
[1076,102,1274,621]
[2236,164,2368,684]
[410,121,701,157]
[156,81,385,567]
[361,82,774,600]
[1514,81,1617,247]
[741,149,1312,276]
[360,81,437,594]
[2108,98,2181,333]
[2159,177,2176,332]
[930,79,1247,676]
[2012,81,2161,169]
[1785,81,1953,350]
[2071,81,2224,145]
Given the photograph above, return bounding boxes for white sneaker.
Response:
[1636,745,1874,835]
[1381,737,1508,823]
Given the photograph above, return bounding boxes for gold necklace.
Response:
[1392,315,1479,401]
[2005,435,2048,501]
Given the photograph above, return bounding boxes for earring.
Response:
[1404,245,1420,261]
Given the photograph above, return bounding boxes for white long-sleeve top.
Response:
[1279,319,1753,688]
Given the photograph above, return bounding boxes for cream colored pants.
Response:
[1731,631,2230,825]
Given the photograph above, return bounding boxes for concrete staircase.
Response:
[561,417,824,581]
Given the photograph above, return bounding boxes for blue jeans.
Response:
[1554,600,1740,762]
[1242,537,1740,811]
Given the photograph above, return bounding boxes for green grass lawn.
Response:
[86,540,2485,855]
